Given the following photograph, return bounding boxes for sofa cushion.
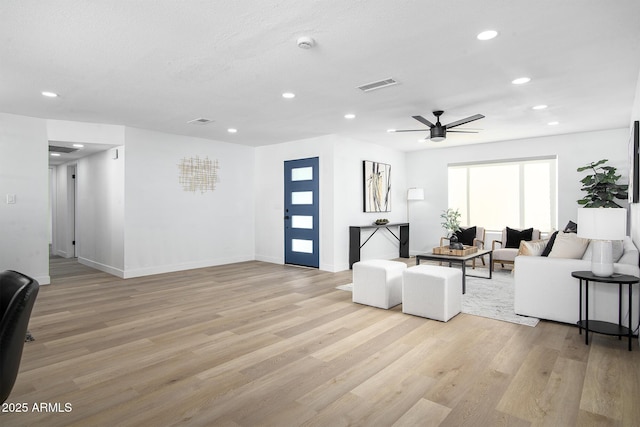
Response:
[517,239,549,256]
[493,248,518,263]
[455,226,477,246]
[541,231,559,257]
[506,227,533,248]
[563,220,578,233]
[618,237,640,265]
[548,232,590,259]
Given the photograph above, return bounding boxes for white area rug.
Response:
[336,269,539,327]
[463,270,539,327]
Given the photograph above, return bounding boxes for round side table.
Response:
[571,270,639,351]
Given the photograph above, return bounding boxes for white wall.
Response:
[47,119,125,145]
[123,127,254,278]
[333,138,407,271]
[0,113,50,284]
[76,148,125,276]
[254,134,407,272]
[406,128,631,254]
[254,135,335,269]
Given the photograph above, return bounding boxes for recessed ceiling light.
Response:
[548,121,559,126]
[512,77,531,85]
[42,91,58,98]
[477,30,498,40]
[72,144,84,148]
[282,92,295,99]
[227,128,238,133]
[387,129,396,133]
[50,153,61,157]
[532,105,548,110]
[344,113,356,119]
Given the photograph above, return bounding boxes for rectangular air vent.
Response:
[49,145,78,153]
[187,118,214,125]
[357,78,398,92]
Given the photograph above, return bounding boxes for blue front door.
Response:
[284,157,319,268]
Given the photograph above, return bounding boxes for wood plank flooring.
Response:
[2,257,640,426]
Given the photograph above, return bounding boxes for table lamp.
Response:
[577,208,627,277]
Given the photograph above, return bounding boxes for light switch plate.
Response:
[6,194,16,204]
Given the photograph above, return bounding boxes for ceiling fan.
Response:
[393,110,485,142]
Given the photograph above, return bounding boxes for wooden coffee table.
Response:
[415,249,493,294]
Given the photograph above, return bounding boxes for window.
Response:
[448,157,557,232]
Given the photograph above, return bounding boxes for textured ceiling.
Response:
[2,0,640,153]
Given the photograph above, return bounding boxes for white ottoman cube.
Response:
[352,260,407,309]
[402,265,462,321]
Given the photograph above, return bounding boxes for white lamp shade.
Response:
[407,188,424,201]
[577,208,626,240]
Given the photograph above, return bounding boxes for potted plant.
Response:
[440,208,463,249]
[577,159,628,208]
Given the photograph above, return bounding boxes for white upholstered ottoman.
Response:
[402,265,462,321]
[352,260,407,309]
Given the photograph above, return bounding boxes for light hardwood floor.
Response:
[3,258,640,426]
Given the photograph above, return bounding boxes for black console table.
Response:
[572,270,638,351]
[349,223,409,269]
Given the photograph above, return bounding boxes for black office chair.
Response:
[0,270,40,403]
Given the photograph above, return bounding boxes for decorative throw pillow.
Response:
[455,226,477,246]
[517,239,549,256]
[541,231,559,256]
[563,220,578,233]
[506,227,534,248]
[548,232,590,259]
[582,240,624,263]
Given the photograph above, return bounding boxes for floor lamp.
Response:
[577,208,627,277]
[407,188,424,223]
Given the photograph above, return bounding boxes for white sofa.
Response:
[514,236,640,325]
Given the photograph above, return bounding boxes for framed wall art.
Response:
[363,160,391,212]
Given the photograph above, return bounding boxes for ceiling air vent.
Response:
[187,118,214,125]
[357,78,398,92]
[49,145,78,153]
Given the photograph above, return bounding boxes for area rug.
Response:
[463,270,539,327]
[336,269,539,327]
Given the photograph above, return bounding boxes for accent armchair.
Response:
[492,227,541,270]
[1,270,40,403]
[440,226,486,268]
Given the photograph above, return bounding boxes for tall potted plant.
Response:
[577,159,628,207]
[440,208,463,249]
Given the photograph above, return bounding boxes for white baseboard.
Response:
[78,257,125,278]
[34,275,51,285]
[122,256,254,279]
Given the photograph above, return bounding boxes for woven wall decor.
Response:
[178,156,220,193]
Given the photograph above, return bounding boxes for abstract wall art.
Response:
[363,160,391,212]
[178,155,220,193]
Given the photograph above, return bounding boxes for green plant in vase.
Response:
[577,159,628,208]
[440,208,463,249]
